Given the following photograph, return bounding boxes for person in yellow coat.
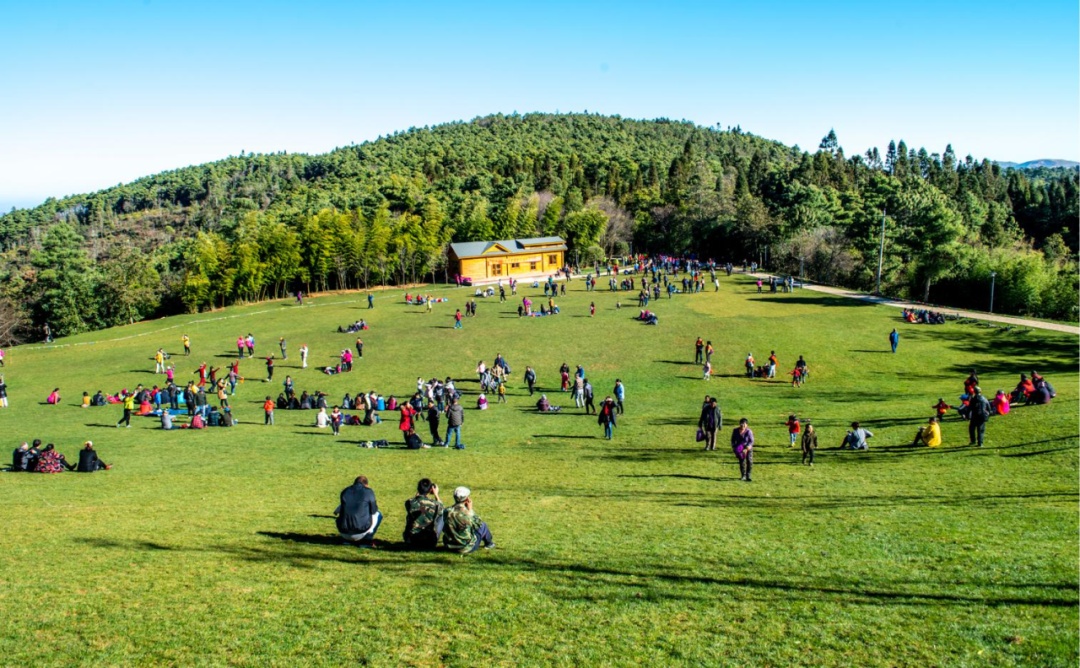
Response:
[912,416,942,447]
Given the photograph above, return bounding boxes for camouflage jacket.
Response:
[442,502,482,552]
[404,495,444,542]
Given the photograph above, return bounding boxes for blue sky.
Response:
[1,0,1077,211]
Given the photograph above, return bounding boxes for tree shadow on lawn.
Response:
[489,557,1078,608]
[746,295,877,308]
[530,434,599,440]
[670,489,1077,512]
[850,350,890,354]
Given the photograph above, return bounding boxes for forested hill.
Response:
[0,112,1076,340]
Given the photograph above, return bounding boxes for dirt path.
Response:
[750,274,1079,335]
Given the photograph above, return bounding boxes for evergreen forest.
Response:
[0,112,1076,340]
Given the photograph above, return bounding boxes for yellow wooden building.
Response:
[448,236,567,282]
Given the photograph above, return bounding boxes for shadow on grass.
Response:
[206,540,1079,608]
[531,434,598,440]
[746,295,877,308]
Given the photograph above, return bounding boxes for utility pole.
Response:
[875,208,887,295]
[989,271,997,313]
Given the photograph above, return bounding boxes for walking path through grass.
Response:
[752,273,1080,334]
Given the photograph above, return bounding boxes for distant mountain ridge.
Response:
[995,159,1079,170]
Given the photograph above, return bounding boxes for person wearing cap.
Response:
[335,475,382,547]
[77,441,110,472]
[912,417,942,447]
[968,386,992,447]
[442,486,495,553]
[403,478,444,549]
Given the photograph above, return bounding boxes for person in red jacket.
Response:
[399,402,417,434]
[785,414,801,447]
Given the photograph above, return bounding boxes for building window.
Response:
[548,255,558,265]
[530,262,538,271]
[492,264,502,276]
[510,262,520,269]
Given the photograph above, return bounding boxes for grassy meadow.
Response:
[0,273,1076,667]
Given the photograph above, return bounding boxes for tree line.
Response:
[0,112,1075,341]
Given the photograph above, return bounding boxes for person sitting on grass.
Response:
[992,390,1011,415]
[161,410,179,430]
[46,388,61,405]
[912,417,942,447]
[442,486,495,554]
[34,444,76,473]
[1027,378,1053,405]
[11,441,34,472]
[536,395,561,413]
[476,393,488,410]
[1010,374,1035,404]
[843,422,873,450]
[77,441,111,472]
[335,475,382,547]
[403,479,444,550]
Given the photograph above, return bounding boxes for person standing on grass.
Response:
[403,479,445,549]
[299,344,309,369]
[801,422,817,466]
[154,349,165,374]
[454,309,463,329]
[336,475,381,547]
[182,334,191,356]
[355,337,364,358]
[598,397,617,440]
[583,379,595,414]
[263,396,275,425]
[768,352,778,379]
[368,293,374,309]
[237,336,246,359]
[524,366,537,396]
[279,337,287,360]
[245,334,255,358]
[731,418,755,481]
[703,360,712,381]
[613,379,625,414]
[744,353,755,377]
[116,390,134,428]
[968,387,991,447]
[445,397,465,449]
[698,396,722,451]
[0,375,8,408]
[330,406,343,436]
[442,486,496,553]
[426,401,442,446]
[265,356,275,381]
[590,301,595,317]
[889,328,899,354]
[785,414,801,447]
[705,341,714,365]
[695,337,704,364]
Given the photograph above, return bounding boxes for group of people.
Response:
[901,308,946,325]
[11,440,109,473]
[335,476,495,554]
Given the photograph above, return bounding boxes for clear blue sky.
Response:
[1,0,1077,211]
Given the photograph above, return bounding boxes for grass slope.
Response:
[0,275,1076,667]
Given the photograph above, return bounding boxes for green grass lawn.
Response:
[1,275,1076,667]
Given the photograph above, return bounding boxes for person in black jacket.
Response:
[77,441,110,472]
[12,441,31,471]
[335,475,382,546]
